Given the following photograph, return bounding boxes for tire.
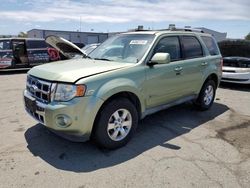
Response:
[93,97,138,149]
[195,80,216,111]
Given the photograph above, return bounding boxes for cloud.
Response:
[0,0,249,23]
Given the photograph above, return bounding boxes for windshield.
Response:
[89,34,155,63]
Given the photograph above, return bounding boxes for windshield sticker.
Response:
[130,40,148,45]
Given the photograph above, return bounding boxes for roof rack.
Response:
[133,25,205,33]
[163,24,205,33]
[158,27,204,33]
[134,28,204,33]
[172,28,204,33]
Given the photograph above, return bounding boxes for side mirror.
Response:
[148,53,170,66]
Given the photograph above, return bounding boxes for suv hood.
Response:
[28,59,133,83]
[223,56,250,68]
[45,35,85,58]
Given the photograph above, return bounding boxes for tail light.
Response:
[220,58,223,71]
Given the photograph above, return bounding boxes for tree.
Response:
[245,33,250,40]
[18,32,28,38]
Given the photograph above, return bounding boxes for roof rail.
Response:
[158,27,204,33]
[132,24,205,33]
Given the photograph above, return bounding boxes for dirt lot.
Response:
[0,73,250,188]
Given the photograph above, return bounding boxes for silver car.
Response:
[222,56,250,84]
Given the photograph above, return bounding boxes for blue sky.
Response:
[0,0,249,38]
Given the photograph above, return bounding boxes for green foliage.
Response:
[245,33,250,40]
[0,35,13,38]
[18,32,28,38]
[218,39,250,58]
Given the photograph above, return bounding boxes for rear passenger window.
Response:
[181,36,203,59]
[201,36,220,56]
[26,40,47,49]
[154,37,181,61]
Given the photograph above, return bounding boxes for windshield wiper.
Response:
[93,58,113,61]
[82,53,92,59]
[84,55,92,59]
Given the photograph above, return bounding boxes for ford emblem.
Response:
[30,85,38,93]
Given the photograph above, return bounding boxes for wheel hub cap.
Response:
[204,85,214,106]
[107,109,132,141]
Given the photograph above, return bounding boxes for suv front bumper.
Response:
[24,90,104,141]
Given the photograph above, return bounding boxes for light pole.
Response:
[80,16,82,32]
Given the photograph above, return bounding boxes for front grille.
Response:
[26,75,51,103]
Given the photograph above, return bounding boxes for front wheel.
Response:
[93,98,138,149]
[194,80,216,111]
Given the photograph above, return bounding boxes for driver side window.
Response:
[153,36,181,61]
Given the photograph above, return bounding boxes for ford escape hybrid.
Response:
[24,29,222,149]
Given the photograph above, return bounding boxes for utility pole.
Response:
[80,16,82,32]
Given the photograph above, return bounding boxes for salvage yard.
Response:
[0,73,250,188]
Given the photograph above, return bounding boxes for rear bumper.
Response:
[24,90,104,141]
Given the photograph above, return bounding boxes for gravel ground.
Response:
[0,73,249,188]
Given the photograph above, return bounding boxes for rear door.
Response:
[26,40,50,65]
[178,35,206,94]
[200,36,222,82]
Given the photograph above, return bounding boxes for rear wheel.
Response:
[93,98,138,149]
[195,80,216,111]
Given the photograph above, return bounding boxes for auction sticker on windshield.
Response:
[130,40,148,45]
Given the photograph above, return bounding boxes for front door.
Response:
[145,61,187,108]
[144,36,184,108]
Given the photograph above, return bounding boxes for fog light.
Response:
[56,114,72,127]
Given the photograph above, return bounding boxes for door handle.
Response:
[201,62,208,66]
[174,67,183,72]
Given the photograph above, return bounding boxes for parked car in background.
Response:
[45,36,100,59]
[0,38,60,69]
[218,39,250,84]
[24,30,222,149]
[45,35,86,59]
[222,56,250,84]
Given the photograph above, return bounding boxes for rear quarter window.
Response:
[201,36,220,56]
[181,36,203,59]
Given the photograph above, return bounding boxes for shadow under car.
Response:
[25,102,229,172]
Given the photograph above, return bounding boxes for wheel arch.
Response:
[94,78,145,113]
[198,73,219,95]
[205,73,219,87]
[91,91,143,138]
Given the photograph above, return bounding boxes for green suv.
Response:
[24,30,222,149]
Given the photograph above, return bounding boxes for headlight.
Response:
[53,83,86,102]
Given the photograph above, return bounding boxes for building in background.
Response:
[27,29,108,47]
[27,26,227,47]
[129,25,227,42]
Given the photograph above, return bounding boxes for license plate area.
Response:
[24,96,37,112]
